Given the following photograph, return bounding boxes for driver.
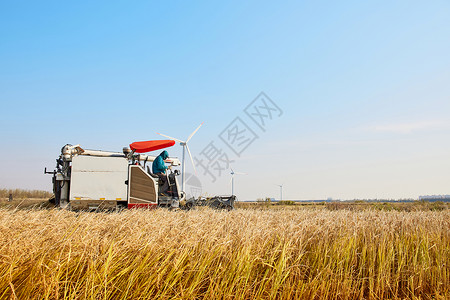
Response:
[152,150,171,195]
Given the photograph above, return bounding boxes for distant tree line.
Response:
[0,189,52,199]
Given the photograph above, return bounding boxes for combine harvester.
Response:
[45,126,235,210]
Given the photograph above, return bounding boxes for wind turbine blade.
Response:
[234,172,247,175]
[230,168,234,174]
[186,122,204,143]
[185,145,197,175]
[156,132,184,143]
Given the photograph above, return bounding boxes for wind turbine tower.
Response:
[277,184,283,201]
[230,168,247,196]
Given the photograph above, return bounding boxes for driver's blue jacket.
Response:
[152,150,169,174]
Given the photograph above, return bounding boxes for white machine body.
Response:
[70,156,129,202]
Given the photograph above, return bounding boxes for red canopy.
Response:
[129,140,176,153]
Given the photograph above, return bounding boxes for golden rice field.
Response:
[0,207,448,299]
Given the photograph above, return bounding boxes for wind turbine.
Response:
[156,122,204,193]
[276,184,283,201]
[230,168,247,196]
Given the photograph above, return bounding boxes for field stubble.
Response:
[0,208,448,299]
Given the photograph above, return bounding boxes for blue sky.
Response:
[1,1,449,200]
